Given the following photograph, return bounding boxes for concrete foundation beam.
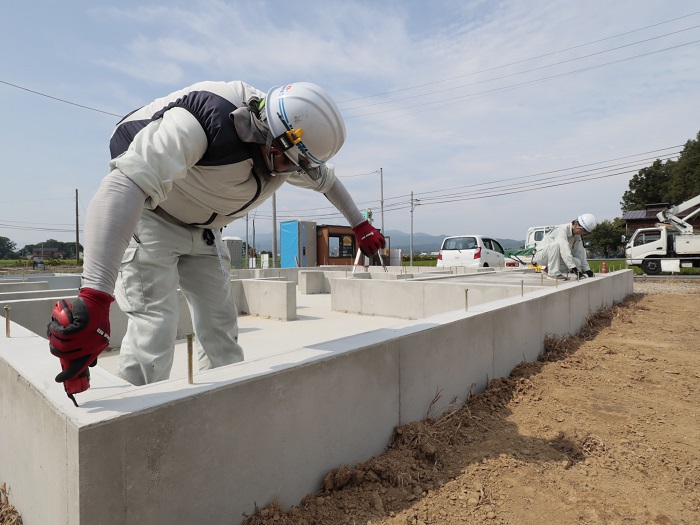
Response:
[0,270,633,525]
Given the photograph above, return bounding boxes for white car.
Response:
[436,235,506,268]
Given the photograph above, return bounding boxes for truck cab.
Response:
[626,226,700,274]
[525,225,557,250]
[625,228,666,274]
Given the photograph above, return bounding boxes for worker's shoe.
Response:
[546,273,569,281]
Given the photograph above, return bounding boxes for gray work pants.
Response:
[533,243,582,277]
[115,208,243,385]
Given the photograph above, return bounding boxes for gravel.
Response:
[633,278,700,295]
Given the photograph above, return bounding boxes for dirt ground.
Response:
[1,280,699,525]
[243,281,700,525]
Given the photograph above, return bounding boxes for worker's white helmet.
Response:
[264,82,346,168]
[577,213,597,232]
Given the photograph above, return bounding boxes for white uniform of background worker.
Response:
[47,81,385,387]
[533,214,597,281]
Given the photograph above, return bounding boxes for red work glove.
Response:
[47,288,114,397]
[352,220,385,257]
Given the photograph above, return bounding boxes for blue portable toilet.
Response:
[280,220,317,268]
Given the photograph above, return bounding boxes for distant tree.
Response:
[0,236,17,259]
[586,219,627,258]
[620,159,673,213]
[666,132,700,205]
[620,130,700,212]
[19,239,82,259]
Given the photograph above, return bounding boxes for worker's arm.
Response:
[286,164,384,255]
[48,109,208,391]
[80,171,147,294]
[554,227,577,270]
[571,236,591,272]
[324,177,385,256]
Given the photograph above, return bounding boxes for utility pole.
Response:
[271,193,277,268]
[380,167,384,235]
[245,214,249,269]
[252,218,256,269]
[75,189,80,266]
[410,192,414,268]
[409,192,419,268]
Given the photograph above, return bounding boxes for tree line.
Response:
[0,238,82,261]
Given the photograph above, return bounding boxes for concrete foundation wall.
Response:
[0,279,298,348]
[0,281,48,293]
[0,273,82,290]
[0,323,81,524]
[0,271,633,525]
[331,278,542,319]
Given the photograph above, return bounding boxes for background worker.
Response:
[532,213,597,281]
[47,80,385,388]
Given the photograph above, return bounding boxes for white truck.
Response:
[625,194,700,275]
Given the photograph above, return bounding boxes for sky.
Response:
[2,0,700,250]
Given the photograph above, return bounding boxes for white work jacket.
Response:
[537,222,590,272]
[109,81,336,230]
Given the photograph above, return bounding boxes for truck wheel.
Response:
[642,259,662,275]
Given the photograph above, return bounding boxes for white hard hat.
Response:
[264,82,346,168]
[577,213,597,232]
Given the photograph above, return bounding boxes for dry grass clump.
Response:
[0,483,22,525]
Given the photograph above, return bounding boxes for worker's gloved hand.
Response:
[584,270,595,278]
[352,220,385,257]
[570,267,584,279]
[47,288,114,383]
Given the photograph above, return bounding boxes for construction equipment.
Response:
[626,193,700,275]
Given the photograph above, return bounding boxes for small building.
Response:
[280,221,390,267]
[31,246,60,260]
[280,221,318,268]
[622,202,700,236]
[316,224,391,267]
[221,236,243,269]
[316,224,357,266]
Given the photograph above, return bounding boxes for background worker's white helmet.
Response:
[264,82,346,167]
[577,213,597,232]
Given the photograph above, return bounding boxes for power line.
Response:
[341,25,700,111]
[337,10,700,103]
[264,145,683,217]
[0,197,74,204]
[0,80,122,118]
[3,12,699,122]
[345,39,700,120]
[0,222,82,233]
[411,148,682,199]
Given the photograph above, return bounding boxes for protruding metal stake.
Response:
[521,279,524,297]
[187,333,194,384]
[464,289,469,311]
[4,306,10,338]
[540,272,544,286]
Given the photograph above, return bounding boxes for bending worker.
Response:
[533,214,597,281]
[48,81,385,388]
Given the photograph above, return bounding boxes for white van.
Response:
[436,235,506,268]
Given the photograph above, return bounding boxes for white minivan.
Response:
[436,235,506,268]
